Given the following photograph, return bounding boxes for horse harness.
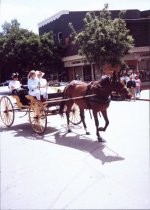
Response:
[85,77,111,109]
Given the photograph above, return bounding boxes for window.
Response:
[58,32,63,43]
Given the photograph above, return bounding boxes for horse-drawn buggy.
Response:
[0,75,132,141]
[0,87,81,134]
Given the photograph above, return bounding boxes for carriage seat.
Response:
[11,88,29,108]
[25,95,41,103]
[25,95,48,103]
[12,95,29,108]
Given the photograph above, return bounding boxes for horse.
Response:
[59,74,132,142]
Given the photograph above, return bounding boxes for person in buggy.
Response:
[9,72,29,107]
[27,70,48,101]
[8,72,21,93]
[27,70,41,100]
[36,70,48,101]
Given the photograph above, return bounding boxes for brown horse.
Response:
[59,74,131,141]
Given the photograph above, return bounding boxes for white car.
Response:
[0,85,11,95]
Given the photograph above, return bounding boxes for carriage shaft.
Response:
[43,94,96,105]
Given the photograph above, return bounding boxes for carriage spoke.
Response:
[0,96,14,127]
[29,104,47,134]
[69,103,81,125]
[70,113,79,123]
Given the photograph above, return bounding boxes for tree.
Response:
[69,5,134,75]
[38,32,61,73]
[2,19,20,35]
[0,19,61,82]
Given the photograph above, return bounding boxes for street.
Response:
[0,90,150,209]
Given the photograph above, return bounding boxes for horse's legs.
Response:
[65,102,75,132]
[66,111,71,132]
[66,106,71,133]
[98,110,109,131]
[80,109,90,135]
[92,111,102,141]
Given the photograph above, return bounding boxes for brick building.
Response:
[38,9,150,81]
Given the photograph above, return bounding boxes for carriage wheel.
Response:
[29,101,47,134]
[0,96,15,127]
[69,103,81,125]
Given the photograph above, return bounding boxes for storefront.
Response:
[62,46,150,82]
[124,46,150,80]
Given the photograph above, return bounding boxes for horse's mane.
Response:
[84,76,112,102]
[64,75,116,99]
[69,80,85,86]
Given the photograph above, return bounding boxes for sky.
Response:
[0,0,149,34]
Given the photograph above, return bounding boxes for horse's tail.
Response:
[59,86,67,116]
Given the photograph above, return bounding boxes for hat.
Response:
[36,70,45,77]
[11,72,19,79]
[28,70,36,79]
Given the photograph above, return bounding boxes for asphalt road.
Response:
[0,89,150,209]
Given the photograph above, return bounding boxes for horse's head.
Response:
[111,79,132,100]
[87,74,131,100]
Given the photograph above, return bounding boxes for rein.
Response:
[87,95,111,104]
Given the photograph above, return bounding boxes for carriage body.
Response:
[0,88,80,134]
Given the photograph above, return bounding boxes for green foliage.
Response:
[2,19,20,35]
[0,19,61,81]
[69,6,134,72]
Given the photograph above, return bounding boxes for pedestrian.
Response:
[36,70,48,101]
[130,70,137,80]
[120,73,130,85]
[127,76,136,100]
[75,74,80,80]
[27,70,41,100]
[135,75,141,98]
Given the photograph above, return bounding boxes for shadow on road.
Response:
[53,131,124,164]
[0,122,124,164]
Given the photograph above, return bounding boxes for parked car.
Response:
[48,82,68,93]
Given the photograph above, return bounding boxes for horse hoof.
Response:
[98,137,105,142]
[68,129,72,133]
[98,127,105,131]
[86,131,90,135]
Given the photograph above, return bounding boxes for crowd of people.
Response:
[120,71,142,100]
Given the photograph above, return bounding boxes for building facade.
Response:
[38,9,150,81]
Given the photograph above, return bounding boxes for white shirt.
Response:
[8,80,21,91]
[28,78,40,96]
[28,78,39,90]
[38,78,47,95]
